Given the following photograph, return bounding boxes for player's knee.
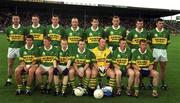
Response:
[85,69,91,76]
[128,70,134,78]
[29,68,35,75]
[134,71,140,78]
[35,68,41,75]
[48,69,54,75]
[108,71,115,78]
[91,70,97,78]
[115,70,122,77]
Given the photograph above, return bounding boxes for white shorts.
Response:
[7,48,20,58]
[39,64,53,72]
[58,65,66,72]
[153,48,168,62]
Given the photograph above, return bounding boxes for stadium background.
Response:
[0,0,180,103]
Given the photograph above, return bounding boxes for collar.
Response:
[71,26,79,31]
[156,28,164,32]
[112,25,120,30]
[44,45,53,51]
[78,48,86,54]
[118,47,126,53]
[91,26,99,31]
[25,44,34,50]
[138,48,147,54]
[61,46,68,52]
[12,24,21,29]
[52,24,59,29]
[135,28,143,33]
[32,24,40,28]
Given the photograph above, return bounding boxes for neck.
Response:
[45,45,51,49]
[53,24,58,27]
[120,47,125,51]
[99,46,105,51]
[140,48,145,53]
[137,27,142,31]
[79,48,84,52]
[113,25,119,28]
[62,46,67,51]
[33,23,38,27]
[27,44,32,49]
[72,26,77,30]
[92,26,97,30]
[14,24,19,27]
[157,27,162,31]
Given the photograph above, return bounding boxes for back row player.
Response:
[5,14,170,90]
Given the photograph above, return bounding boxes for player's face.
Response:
[112,18,120,26]
[32,16,39,25]
[119,40,126,49]
[71,18,79,28]
[26,38,33,46]
[156,21,164,29]
[78,41,85,50]
[91,19,99,28]
[99,39,106,48]
[43,39,51,47]
[136,21,143,29]
[12,16,20,25]
[140,42,147,52]
[51,17,59,25]
[61,40,68,49]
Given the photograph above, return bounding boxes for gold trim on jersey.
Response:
[152,38,167,44]
[59,57,69,63]
[68,36,81,43]
[131,38,146,45]
[116,58,128,65]
[22,55,35,63]
[9,35,24,41]
[30,33,44,40]
[136,60,150,67]
[108,35,122,42]
[87,36,101,43]
[75,59,86,66]
[48,34,61,41]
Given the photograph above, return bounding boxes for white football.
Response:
[73,87,84,96]
[93,89,104,99]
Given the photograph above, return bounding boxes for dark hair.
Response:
[139,39,147,44]
[156,18,164,23]
[26,35,34,40]
[91,17,99,22]
[52,15,59,18]
[98,37,106,42]
[32,14,39,18]
[136,18,144,22]
[78,39,85,44]
[112,16,120,20]
[44,36,51,41]
[119,38,126,43]
[61,38,68,42]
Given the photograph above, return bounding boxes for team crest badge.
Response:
[60,52,62,56]
[23,51,27,55]
[89,32,93,36]
[137,56,141,59]
[30,29,33,33]
[110,31,113,34]
[155,34,158,37]
[69,32,72,36]
[10,31,13,34]
[134,34,138,38]
[42,52,45,55]
[118,54,121,58]
[76,54,79,58]
[49,30,52,33]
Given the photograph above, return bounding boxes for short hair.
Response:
[12,15,20,19]
[136,18,144,22]
[32,14,39,18]
[139,39,147,44]
[52,15,59,18]
[119,38,126,43]
[112,16,120,20]
[61,38,68,42]
[44,36,51,41]
[72,17,78,20]
[91,17,99,22]
[26,35,34,40]
[98,37,106,42]
[78,39,85,44]
[156,18,164,23]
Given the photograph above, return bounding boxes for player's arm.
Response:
[5,27,10,41]
[131,51,140,70]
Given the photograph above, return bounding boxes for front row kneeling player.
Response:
[15,35,39,95]
[112,38,134,96]
[132,40,159,97]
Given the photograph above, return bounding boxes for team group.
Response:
[4,14,170,97]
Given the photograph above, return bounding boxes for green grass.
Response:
[0,33,180,103]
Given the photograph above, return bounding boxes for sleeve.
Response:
[167,30,170,45]
[131,51,137,64]
[19,48,24,61]
[86,50,91,63]
[127,31,132,47]
[104,27,110,39]
[61,27,66,38]
[149,50,154,65]
[90,51,96,63]
[81,29,86,40]
[128,49,132,64]
[122,27,127,38]
[45,26,49,36]
[106,51,112,63]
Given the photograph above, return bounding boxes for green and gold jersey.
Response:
[5,24,26,48]
[46,24,65,46]
[131,48,153,68]
[58,47,72,66]
[72,48,92,67]
[112,47,131,70]
[65,27,84,49]
[105,26,126,49]
[27,24,46,47]
[19,44,39,64]
[149,28,170,49]
[91,46,111,67]
[85,26,104,49]
[39,45,58,66]
[127,28,148,49]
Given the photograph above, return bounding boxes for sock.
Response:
[108,78,116,88]
[69,79,76,89]
[83,77,90,89]
[61,84,67,93]
[88,78,97,89]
